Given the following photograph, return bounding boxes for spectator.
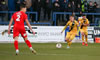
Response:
[53,0,60,12]
[66,3,72,12]
[43,0,52,21]
[69,0,77,4]
[77,0,81,5]
[76,4,82,20]
[93,2,98,10]
[94,5,100,26]
[0,0,8,22]
[66,3,72,21]
[84,0,88,12]
[24,0,32,11]
[53,0,60,25]
[0,2,2,10]
[60,0,67,21]
[0,2,2,21]
[15,0,24,11]
[61,0,67,12]
[0,1,8,10]
[76,4,81,12]
[95,4,100,13]
[81,0,88,12]
[32,0,42,23]
[69,0,78,7]
[88,1,94,12]
[71,1,76,12]
[87,1,94,24]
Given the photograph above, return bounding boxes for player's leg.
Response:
[65,32,70,48]
[80,29,85,45]
[65,38,70,43]
[65,37,70,48]
[65,32,70,42]
[67,34,76,47]
[66,38,71,49]
[82,35,85,45]
[21,29,36,54]
[85,35,88,46]
[13,37,19,55]
[23,37,36,54]
[20,28,33,49]
[84,31,88,46]
[24,37,32,48]
[67,42,72,48]
[13,28,19,55]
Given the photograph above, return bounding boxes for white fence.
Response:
[0,26,94,43]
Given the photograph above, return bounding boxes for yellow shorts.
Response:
[80,29,88,35]
[66,32,76,40]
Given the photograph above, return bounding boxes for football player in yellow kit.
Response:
[61,15,79,48]
[78,14,89,46]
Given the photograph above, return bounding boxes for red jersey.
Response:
[12,11,28,28]
[11,11,28,38]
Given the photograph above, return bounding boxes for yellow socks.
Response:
[82,35,84,42]
[68,42,72,46]
[85,35,88,43]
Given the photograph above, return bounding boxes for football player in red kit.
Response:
[8,3,36,55]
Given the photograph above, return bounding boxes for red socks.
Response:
[25,40,32,48]
[14,40,18,50]
[14,40,32,50]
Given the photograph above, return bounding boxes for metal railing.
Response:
[53,12,100,26]
[0,11,38,24]
[0,11,100,26]
[0,11,52,25]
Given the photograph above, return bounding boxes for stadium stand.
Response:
[0,0,100,26]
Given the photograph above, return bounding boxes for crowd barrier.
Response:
[0,11,100,26]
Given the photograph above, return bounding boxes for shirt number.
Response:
[16,15,20,21]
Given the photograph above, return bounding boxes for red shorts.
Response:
[13,27,27,38]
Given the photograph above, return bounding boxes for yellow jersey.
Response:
[78,18,89,30]
[62,20,79,34]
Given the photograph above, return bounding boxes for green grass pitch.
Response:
[0,43,100,60]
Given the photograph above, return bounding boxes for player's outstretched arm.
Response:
[8,18,13,35]
[25,19,35,35]
[61,25,67,33]
[61,21,69,33]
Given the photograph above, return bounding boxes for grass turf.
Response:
[0,43,100,60]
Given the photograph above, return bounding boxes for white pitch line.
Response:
[36,53,89,56]
[0,51,100,57]
[0,51,88,56]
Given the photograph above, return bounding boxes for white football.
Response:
[56,43,62,48]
